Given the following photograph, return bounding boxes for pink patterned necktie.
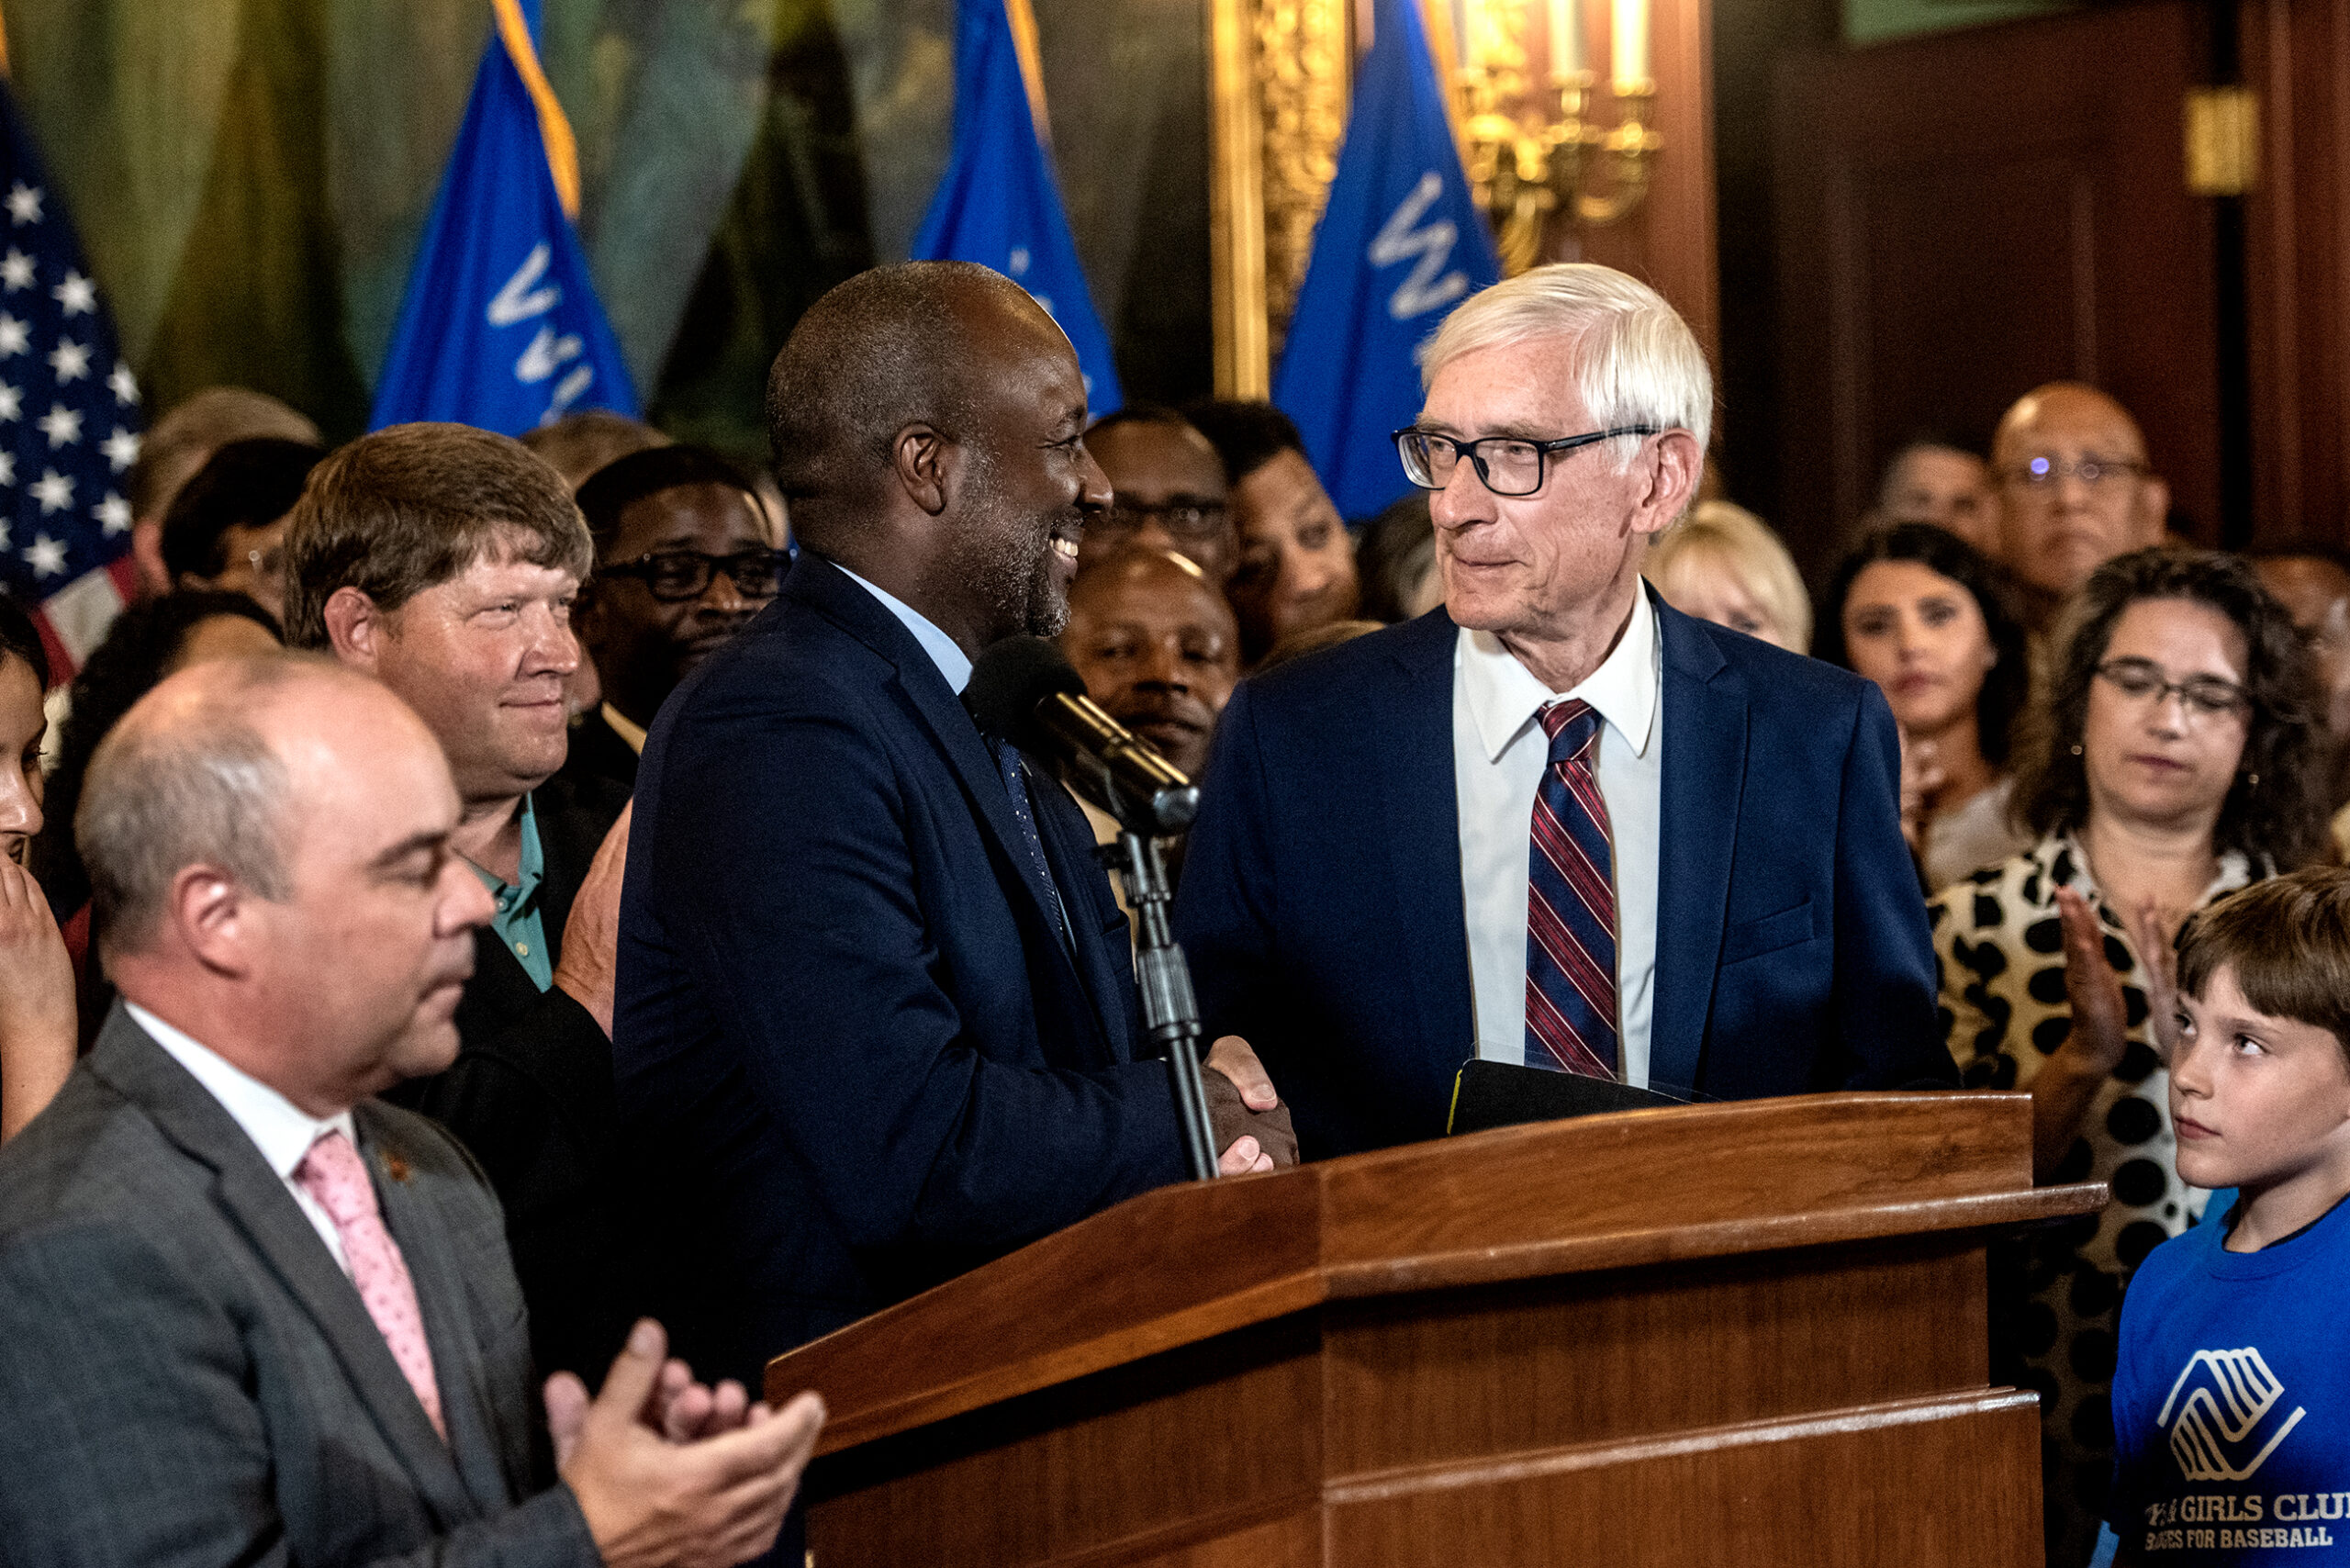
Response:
[294,1129,446,1440]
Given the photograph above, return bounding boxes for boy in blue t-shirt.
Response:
[2107,868,2350,1565]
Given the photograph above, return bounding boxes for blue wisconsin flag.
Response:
[371,0,636,433]
[912,0,1122,413]
[0,72,142,677]
[1273,0,1499,520]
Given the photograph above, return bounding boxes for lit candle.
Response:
[1611,0,1648,88]
[1549,0,1581,75]
[1450,0,1474,64]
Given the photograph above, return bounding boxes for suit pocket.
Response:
[1721,900,1817,966]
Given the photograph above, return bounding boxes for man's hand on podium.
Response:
[1203,1036,1299,1172]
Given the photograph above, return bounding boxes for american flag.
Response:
[0,75,140,680]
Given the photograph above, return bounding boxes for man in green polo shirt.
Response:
[282,420,634,1383]
[477,792,554,987]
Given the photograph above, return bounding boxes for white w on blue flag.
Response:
[0,74,141,678]
[371,0,636,434]
[912,0,1122,414]
[1273,0,1498,521]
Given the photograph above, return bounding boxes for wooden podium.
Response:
[766,1092,2103,1566]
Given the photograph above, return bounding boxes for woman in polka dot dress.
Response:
[1929,549,2322,1568]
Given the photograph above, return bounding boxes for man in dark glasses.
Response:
[1078,404,1239,586]
[567,445,786,791]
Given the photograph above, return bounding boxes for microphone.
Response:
[965,637,1200,836]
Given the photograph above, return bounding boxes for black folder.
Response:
[1446,1058,1687,1136]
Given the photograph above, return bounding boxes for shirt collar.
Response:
[599,701,647,756]
[125,1001,355,1182]
[471,792,545,913]
[834,561,974,695]
[2037,831,2257,910]
[1459,581,1661,763]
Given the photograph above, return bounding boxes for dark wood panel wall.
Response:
[2242,0,2350,543]
[1770,4,2218,577]
[1555,0,1723,372]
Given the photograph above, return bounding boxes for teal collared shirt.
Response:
[473,792,553,991]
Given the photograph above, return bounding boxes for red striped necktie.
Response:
[1524,698,1620,1077]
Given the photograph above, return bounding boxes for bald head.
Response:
[1067,545,1236,627]
[762,261,1111,659]
[88,653,493,1114]
[765,260,1066,548]
[1993,384,2149,468]
[1992,382,2167,605]
[1061,547,1240,778]
[80,655,418,954]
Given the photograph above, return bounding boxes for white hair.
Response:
[1418,263,1713,468]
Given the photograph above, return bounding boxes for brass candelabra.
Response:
[1457,49,1662,274]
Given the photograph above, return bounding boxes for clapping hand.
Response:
[2056,889,2182,1071]
[1897,731,1944,856]
[2055,886,2132,1079]
[0,857,75,1141]
[547,1318,825,1568]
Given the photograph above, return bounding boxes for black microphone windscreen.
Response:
[964,635,1087,751]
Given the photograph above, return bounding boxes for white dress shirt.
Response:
[127,1002,358,1275]
[836,562,974,694]
[1454,585,1663,1086]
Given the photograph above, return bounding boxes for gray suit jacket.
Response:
[0,1006,599,1567]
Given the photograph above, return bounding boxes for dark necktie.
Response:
[1524,699,1620,1077]
[990,737,1073,952]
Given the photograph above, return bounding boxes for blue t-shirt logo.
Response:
[2163,1347,2311,1483]
[2110,1197,2350,1561]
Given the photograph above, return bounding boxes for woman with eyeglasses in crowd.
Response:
[1818,522,2032,892]
[1929,547,2322,1567]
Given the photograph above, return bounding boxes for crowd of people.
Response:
[0,257,2344,1568]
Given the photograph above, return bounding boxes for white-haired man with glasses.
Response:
[1992,381,2170,635]
[1175,263,1953,1159]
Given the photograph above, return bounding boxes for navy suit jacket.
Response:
[1174,592,1953,1159]
[612,553,1184,1386]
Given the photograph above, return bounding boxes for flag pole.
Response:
[1002,0,1053,147]
[488,0,580,218]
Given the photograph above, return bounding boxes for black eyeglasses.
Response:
[1092,500,1231,544]
[600,548,789,603]
[1392,426,1661,497]
[2093,657,2252,722]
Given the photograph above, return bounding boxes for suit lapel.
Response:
[1028,765,1131,1064]
[789,555,1115,1060]
[360,1107,517,1513]
[1379,613,1476,1071]
[1649,599,1746,1096]
[87,1011,476,1524]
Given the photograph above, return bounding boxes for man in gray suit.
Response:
[0,654,823,1567]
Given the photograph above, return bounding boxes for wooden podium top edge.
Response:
[767,1091,2104,1451]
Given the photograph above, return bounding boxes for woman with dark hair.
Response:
[28,590,279,982]
[1818,522,2031,890]
[1929,547,2322,1567]
[0,593,73,1139]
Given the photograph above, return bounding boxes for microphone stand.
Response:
[1102,828,1219,1182]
